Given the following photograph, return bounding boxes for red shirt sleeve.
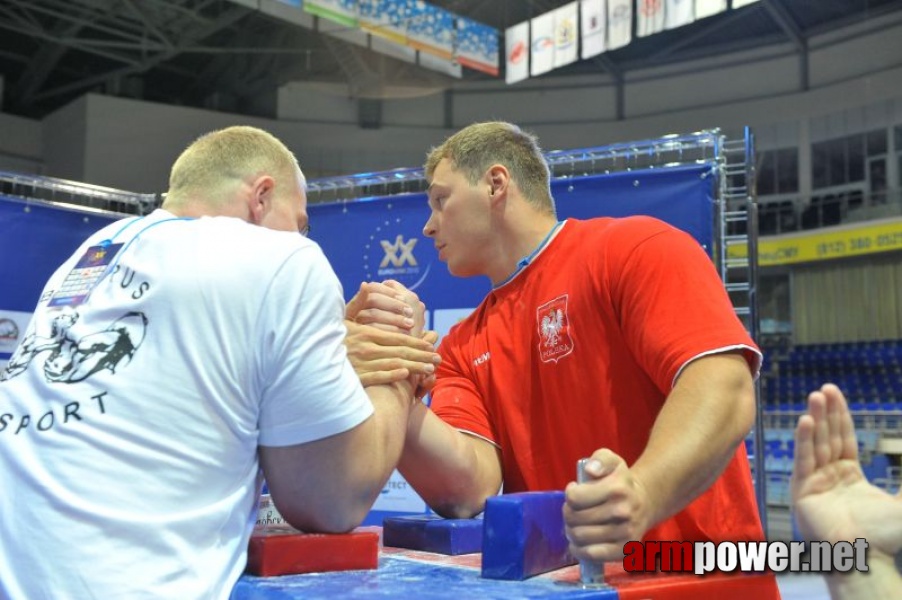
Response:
[603,217,760,393]
[429,326,497,445]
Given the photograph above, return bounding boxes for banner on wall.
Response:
[358,0,408,45]
[406,3,456,60]
[0,309,32,363]
[505,21,531,83]
[608,0,633,50]
[456,17,500,76]
[530,10,556,76]
[636,0,665,38]
[553,2,580,69]
[529,2,581,74]
[581,0,607,59]
[304,0,359,28]
[0,197,121,362]
[727,218,902,267]
[666,0,695,30]
[695,0,727,19]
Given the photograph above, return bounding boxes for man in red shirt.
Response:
[351,122,777,595]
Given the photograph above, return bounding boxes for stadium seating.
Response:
[753,338,902,505]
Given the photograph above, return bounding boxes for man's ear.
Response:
[486,164,510,200]
[247,175,276,224]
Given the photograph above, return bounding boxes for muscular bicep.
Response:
[259,416,377,534]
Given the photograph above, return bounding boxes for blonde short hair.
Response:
[166,126,299,206]
[424,122,555,214]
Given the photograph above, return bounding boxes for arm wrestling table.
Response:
[232,528,777,600]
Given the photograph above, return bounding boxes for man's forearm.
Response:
[631,353,755,528]
[365,381,415,488]
[397,403,501,518]
[259,379,417,534]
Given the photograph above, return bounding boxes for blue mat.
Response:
[232,555,615,599]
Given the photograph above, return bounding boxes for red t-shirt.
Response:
[432,216,764,544]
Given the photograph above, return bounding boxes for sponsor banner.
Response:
[636,0,665,38]
[371,469,427,513]
[580,0,607,59]
[359,0,410,45]
[665,0,695,30]
[553,2,579,69]
[608,0,633,50]
[505,21,530,84]
[255,495,290,532]
[530,10,556,76]
[695,0,726,19]
[727,219,902,266]
[406,3,456,60]
[457,17,500,76]
[304,0,359,29]
[0,310,31,368]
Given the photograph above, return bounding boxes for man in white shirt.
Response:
[0,126,431,599]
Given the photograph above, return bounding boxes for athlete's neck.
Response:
[492,219,564,288]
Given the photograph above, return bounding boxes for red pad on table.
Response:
[246,529,379,577]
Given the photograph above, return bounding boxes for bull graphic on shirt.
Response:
[536,294,574,364]
[0,309,147,383]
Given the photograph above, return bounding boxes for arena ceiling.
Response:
[1,0,900,121]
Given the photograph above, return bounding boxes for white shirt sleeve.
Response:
[255,244,373,447]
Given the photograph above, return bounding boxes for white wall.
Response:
[7,10,902,192]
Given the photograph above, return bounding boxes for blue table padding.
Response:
[481,491,577,580]
[232,555,616,599]
[383,515,483,555]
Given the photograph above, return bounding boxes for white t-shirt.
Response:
[0,209,373,599]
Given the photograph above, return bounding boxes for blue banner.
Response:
[0,197,120,311]
[309,163,715,313]
[0,197,120,359]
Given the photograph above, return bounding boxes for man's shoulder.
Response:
[197,216,317,260]
[571,215,672,235]
[564,216,675,250]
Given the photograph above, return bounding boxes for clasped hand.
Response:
[344,280,439,398]
[563,449,655,563]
